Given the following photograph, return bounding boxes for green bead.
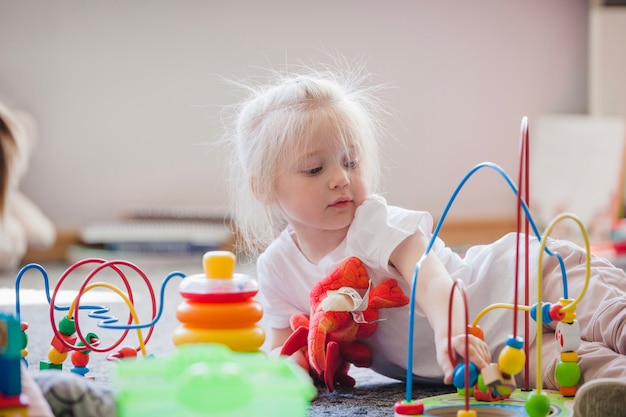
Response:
[59,316,76,336]
[40,360,63,370]
[525,391,551,417]
[477,373,487,391]
[20,330,28,349]
[555,361,581,387]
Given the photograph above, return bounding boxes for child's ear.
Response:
[250,176,272,204]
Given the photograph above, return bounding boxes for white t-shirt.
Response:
[257,195,539,383]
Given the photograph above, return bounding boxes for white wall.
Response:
[0,1,589,229]
[590,5,626,116]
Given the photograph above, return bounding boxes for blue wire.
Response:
[95,271,185,330]
[15,263,50,319]
[14,263,185,331]
[404,162,567,401]
[14,262,137,318]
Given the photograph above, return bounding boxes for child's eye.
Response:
[305,166,323,176]
[344,160,358,169]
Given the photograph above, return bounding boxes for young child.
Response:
[224,64,626,416]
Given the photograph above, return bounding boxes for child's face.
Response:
[273,124,368,242]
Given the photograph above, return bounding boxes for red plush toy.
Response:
[280,257,409,392]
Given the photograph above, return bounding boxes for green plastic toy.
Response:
[113,343,316,417]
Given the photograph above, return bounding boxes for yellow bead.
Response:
[560,351,578,362]
[48,346,68,364]
[498,336,525,376]
[203,251,236,279]
[559,298,577,323]
[456,410,477,417]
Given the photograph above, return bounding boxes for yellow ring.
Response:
[175,300,263,329]
[172,325,265,352]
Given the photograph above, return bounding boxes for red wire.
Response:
[513,125,523,338]
[49,258,158,354]
[523,119,531,389]
[447,279,470,412]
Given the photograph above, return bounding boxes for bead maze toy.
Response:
[394,117,584,416]
[13,258,185,376]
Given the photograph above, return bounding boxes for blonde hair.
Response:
[224,64,389,256]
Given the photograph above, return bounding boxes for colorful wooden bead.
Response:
[555,320,580,352]
[480,363,503,387]
[530,302,554,324]
[39,361,62,370]
[494,372,516,396]
[457,411,477,417]
[70,366,89,376]
[525,390,551,417]
[58,316,76,336]
[549,303,566,322]
[560,385,578,397]
[498,336,525,376]
[71,350,90,368]
[555,360,580,388]
[50,333,77,354]
[467,325,484,341]
[47,347,68,364]
[559,298,577,323]
[452,362,478,389]
[456,386,474,397]
[560,351,578,362]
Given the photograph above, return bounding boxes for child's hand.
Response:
[438,334,491,385]
[271,345,310,372]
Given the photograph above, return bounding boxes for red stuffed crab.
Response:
[280,257,409,392]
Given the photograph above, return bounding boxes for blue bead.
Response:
[505,335,524,349]
[530,303,553,324]
[453,362,479,389]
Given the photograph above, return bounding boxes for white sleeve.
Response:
[346,195,433,273]
[256,254,301,329]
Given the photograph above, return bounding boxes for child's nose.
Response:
[329,165,350,189]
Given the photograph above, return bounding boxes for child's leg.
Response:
[542,238,626,354]
[534,238,626,388]
[33,370,116,417]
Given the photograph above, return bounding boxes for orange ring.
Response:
[172,325,265,352]
[175,300,263,329]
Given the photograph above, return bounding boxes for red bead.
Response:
[118,346,138,359]
[71,350,90,367]
[50,333,77,353]
[549,303,566,322]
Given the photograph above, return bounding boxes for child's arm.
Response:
[390,231,491,384]
[21,364,55,417]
